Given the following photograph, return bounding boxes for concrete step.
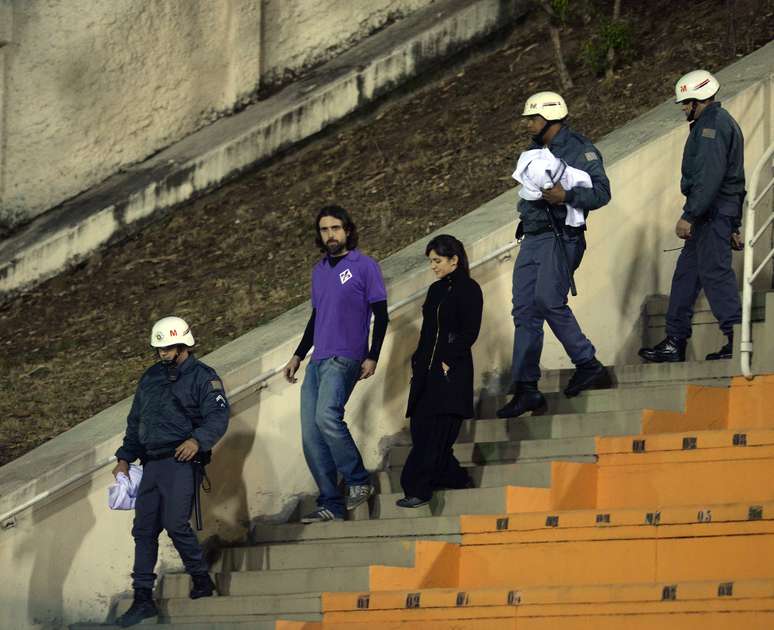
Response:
[324,578,774,613]
[313,612,774,629]
[72,622,279,630]
[250,515,463,545]
[383,455,597,494]
[458,525,774,589]
[321,579,774,628]
[381,459,555,493]
[644,290,768,317]
[162,567,370,599]
[597,427,774,456]
[450,410,644,444]
[478,383,689,419]
[462,500,774,537]
[389,436,597,467]
[517,360,737,397]
[597,450,774,509]
[644,321,768,363]
[609,359,737,387]
[642,290,769,363]
[161,591,322,623]
[106,592,322,627]
[374,486,510,520]
[210,539,417,573]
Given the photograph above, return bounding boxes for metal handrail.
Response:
[0,238,519,526]
[741,143,774,380]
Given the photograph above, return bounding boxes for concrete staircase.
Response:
[71,293,774,629]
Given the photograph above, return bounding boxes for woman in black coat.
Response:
[397,234,484,508]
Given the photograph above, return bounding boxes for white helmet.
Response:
[675,69,719,103]
[522,91,568,121]
[150,316,195,348]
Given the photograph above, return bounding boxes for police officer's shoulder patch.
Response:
[584,151,598,161]
[210,379,223,390]
[702,128,717,139]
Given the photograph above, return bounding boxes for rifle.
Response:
[543,161,578,296]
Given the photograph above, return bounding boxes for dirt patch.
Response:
[1,0,772,465]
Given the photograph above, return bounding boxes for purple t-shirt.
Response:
[311,250,388,362]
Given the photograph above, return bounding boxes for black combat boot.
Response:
[116,588,157,627]
[496,382,546,418]
[190,573,216,599]
[706,335,733,360]
[638,336,686,363]
[564,357,607,398]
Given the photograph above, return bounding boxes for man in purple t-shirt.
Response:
[283,205,389,523]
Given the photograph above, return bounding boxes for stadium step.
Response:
[318,578,774,629]
[388,436,597,468]
[477,383,690,419]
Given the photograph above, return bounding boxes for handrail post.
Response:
[740,143,774,380]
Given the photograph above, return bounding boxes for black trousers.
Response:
[131,457,208,590]
[400,412,470,501]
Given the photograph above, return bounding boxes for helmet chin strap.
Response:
[159,346,182,382]
[532,120,558,145]
[686,100,698,122]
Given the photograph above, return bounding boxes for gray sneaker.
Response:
[346,484,374,511]
[300,507,343,524]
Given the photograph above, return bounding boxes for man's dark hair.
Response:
[314,204,359,252]
[425,234,470,276]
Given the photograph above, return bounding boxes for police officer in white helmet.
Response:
[497,91,612,419]
[113,316,230,627]
[639,70,745,363]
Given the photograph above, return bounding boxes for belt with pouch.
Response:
[525,223,585,237]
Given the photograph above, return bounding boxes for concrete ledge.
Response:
[0,0,529,298]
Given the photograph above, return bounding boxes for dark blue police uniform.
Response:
[510,126,611,385]
[116,354,229,590]
[665,101,745,342]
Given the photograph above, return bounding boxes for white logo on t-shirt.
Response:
[339,268,353,284]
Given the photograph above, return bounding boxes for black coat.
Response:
[116,354,230,462]
[406,267,484,419]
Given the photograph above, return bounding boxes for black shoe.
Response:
[706,338,733,361]
[396,496,430,508]
[116,588,157,627]
[190,573,216,599]
[496,384,546,418]
[638,336,686,363]
[564,358,606,398]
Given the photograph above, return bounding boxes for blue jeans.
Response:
[510,232,596,383]
[300,356,369,517]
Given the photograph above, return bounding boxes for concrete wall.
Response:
[0,0,262,232]
[0,0,437,234]
[0,0,528,298]
[0,44,771,629]
[261,0,436,84]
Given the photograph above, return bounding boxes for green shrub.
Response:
[581,18,635,75]
[551,0,570,22]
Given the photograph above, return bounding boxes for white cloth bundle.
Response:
[512,147,592,228]
[108,463,143,510]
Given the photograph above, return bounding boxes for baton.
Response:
[193,463,203,531]
[544,163,578,296]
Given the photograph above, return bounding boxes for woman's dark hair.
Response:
[314,204,359,252]
[425,234,470,276]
